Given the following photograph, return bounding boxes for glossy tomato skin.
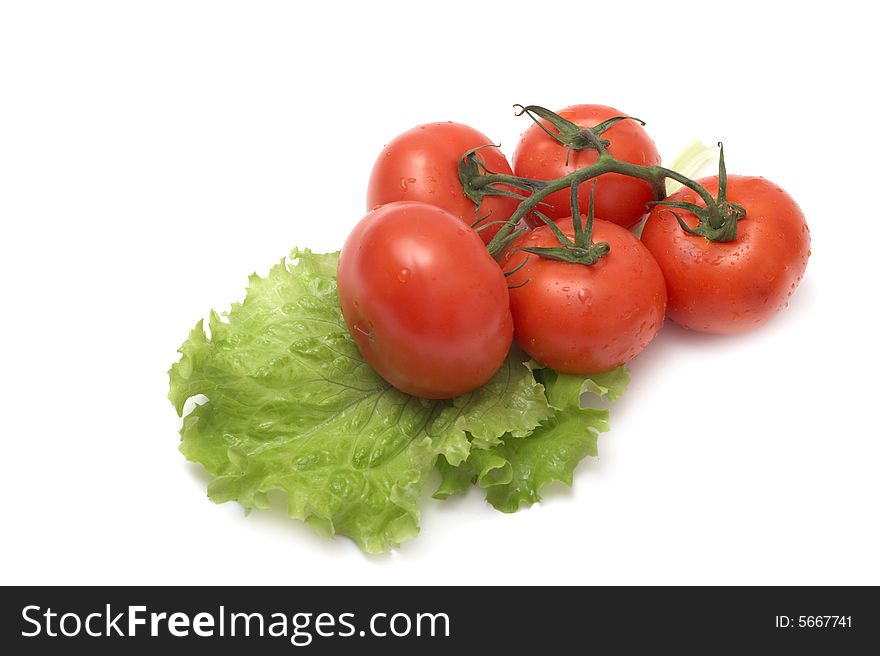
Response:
[502,218,667,374]
[640,175,810,334]
[338,201,513,399]
[366,122,520,244]
[512,104,660,228]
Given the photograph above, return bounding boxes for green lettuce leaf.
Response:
[435,366,630,513]
[665,139,718,195]
[168,249,550,552]
[433,455,475,500]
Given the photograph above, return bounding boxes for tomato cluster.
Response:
[337,105,810,399]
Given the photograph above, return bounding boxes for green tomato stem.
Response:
[461,106,747,257]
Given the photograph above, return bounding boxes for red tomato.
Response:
[366,122,520,244]
[337,201,513,399]
[501,217,667,374]
[512,104,660,228]
[640,175,810,334]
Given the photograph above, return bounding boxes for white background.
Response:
[2,1,878,585]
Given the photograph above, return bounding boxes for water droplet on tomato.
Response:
[407,177,417,183]
[353,321,374,341]
[400,178,408,190]
[562,286,571,292]
[398,268,411,283]
[577,289,591,304]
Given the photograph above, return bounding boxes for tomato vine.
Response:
[459,105,748,257]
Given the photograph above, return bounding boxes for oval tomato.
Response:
[366,122,520,244]
[640,175,810,334]
[338,201,513,399]
[501,217,667,374]
[512,104,660,228]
